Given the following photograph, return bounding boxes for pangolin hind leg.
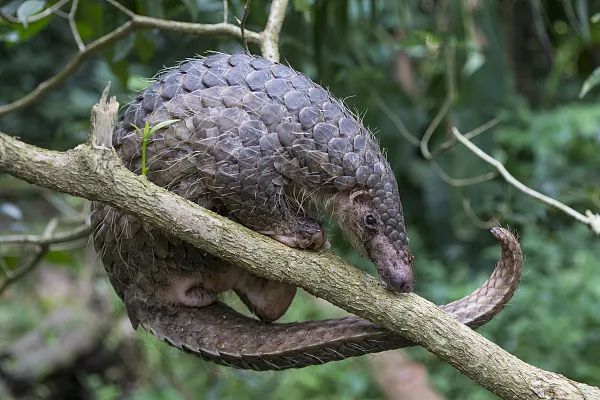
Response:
[234,274,296,322]
[230,215,327,322]
[220,190,330,320]
[219,210,328,322]
[226,214,328,321]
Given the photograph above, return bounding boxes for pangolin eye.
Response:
[364,214,377,226]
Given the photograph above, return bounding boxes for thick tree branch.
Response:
[0,97,598,398]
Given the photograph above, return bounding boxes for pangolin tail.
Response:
[132,227,522,370]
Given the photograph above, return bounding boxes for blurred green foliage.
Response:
[1,0,600,399]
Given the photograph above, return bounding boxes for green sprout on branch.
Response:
[131,119,180,176]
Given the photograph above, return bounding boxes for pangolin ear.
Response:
[349,189,370,204]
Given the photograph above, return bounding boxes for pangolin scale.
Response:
[91,53,522,370]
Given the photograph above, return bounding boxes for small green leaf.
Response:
[578,66,600,99]
[148,119,180,135]
[16,0,46,28]
[132,120,179,176]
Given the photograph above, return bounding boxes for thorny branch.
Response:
[0,0,288,117]
[452,127,600,235]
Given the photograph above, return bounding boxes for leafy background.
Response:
[1,1,599,399]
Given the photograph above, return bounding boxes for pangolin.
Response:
[91,53,522,370]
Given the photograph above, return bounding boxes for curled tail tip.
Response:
[489,225,523,258]
[490,224,522,239]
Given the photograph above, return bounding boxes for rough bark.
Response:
[0,96,598,398]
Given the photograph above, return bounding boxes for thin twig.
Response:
[261,0,289,62]
[0,224,90,246]
[0,22,134,117]
[0,0,71,24]
[0,247,48,296]
[0,220,90,295]
[105,0,135,18]
[462,198,500,229]
[452,127,600,235]
[240,0,252,53]
[372,93,420,146]
[68,0,85,52]
[431,117,501,159]
[420,44,456,160]
[42,191,84,221]
[132,15,261,41]
[43,217,59,237]
[0,257,10,276]
[0,3,263,117]
[430,161,497,187]
[223,0,229,23]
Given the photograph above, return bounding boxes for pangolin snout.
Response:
[380,260,414,293]
[369,235,414,293]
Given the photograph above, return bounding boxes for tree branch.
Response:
[0,224,90,247]
[0,0,287,116]
[0,247,48,296]
[452,127,600,235]
[131,15,261,42]
[0,220,90,295]
[0,94,598,399]
[68,0,85,52]
[261,0,289,62]
[0,0,71,24]
[0,22,135,117]
[0,5,263,118]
